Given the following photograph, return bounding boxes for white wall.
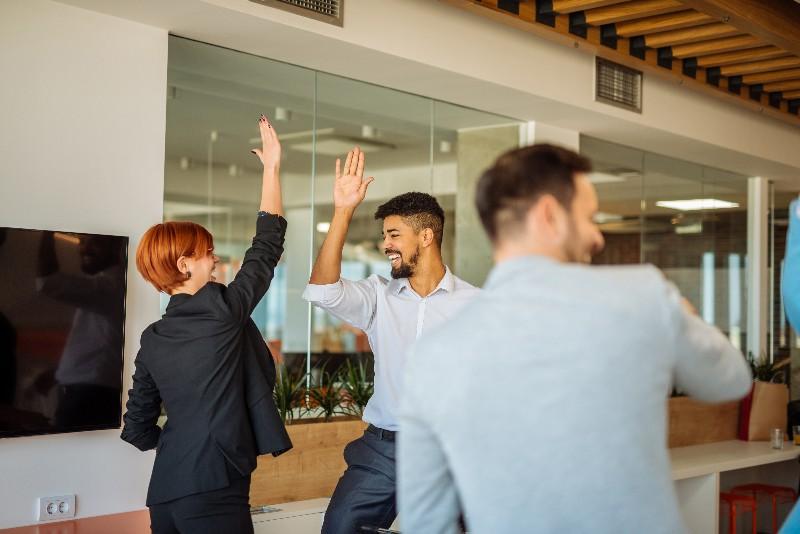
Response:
[0,1,167,527]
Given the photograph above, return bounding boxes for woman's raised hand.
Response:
[251,115,281,172]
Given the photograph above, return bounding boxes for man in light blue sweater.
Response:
[397,144,752,534]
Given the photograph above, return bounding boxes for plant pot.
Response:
[250,418,367,505]
[668,396,739,448]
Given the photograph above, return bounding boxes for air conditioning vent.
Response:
[595,58,642,113]
[249,0,343,26]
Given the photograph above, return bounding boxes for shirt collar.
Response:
[389,266,455,296]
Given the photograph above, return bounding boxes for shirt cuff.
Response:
[256,212,287,233]
[302,280,344,304]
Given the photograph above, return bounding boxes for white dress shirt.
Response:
[303,267,479,431]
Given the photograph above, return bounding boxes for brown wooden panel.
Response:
[250,419,366,505]
[763,79,800,93]
[720,56,800,77]
[584,0,684,25]
[784,90,800,100]
[616,10,712,37]
[697,46,789,67]
[671,34,761,57]
[668,396,740,448]
[441,0,800,128]
[742,68,800,85]
[552,0,628,14]
[677,0,800,58]
[644,22,740,48]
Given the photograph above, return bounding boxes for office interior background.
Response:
[3,0,800,532]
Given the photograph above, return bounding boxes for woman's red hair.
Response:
[136,221,214,293]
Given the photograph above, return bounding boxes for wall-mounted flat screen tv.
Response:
[0,227,128,438]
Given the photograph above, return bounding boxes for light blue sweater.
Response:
[399,256,752,534]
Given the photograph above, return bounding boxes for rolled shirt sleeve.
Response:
[302,276,378,332]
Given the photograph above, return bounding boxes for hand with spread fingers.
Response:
[334,146,374,210]
[251,114,282,172]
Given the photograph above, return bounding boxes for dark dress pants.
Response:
[322,428,397,534]
[149,464,254,534]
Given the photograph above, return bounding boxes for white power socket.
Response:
[37,495,76,521]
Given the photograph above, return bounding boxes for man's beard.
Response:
[390,247,420,279]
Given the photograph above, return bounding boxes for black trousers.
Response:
[322,428,397,534]
[148,465,253,534]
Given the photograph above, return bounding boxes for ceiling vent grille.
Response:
[249,0,343,26]
[595,58,642,113]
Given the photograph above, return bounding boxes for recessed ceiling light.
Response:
[361,125,376,139]
[316,222,331,233]
[588,172,626,184]
[274,107,292,121]
[594,212,623,223]
[656,199,739,211]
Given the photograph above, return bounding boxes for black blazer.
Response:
[121,213,292,506]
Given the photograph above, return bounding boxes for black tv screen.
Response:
[0,227,128,438]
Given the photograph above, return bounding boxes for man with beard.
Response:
[397,144,751,534]
[303,147,479,534]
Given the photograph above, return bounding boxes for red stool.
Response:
[731,483,798,533]
[721,492,757,534]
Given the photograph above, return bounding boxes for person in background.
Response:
[121,115,291,534]
[303,147,479,533]
[398,144,752,534]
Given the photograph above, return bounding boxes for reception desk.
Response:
[671,440,800,534]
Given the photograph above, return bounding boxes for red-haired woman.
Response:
[121,116,291,534]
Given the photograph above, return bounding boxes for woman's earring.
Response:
[186,270,192,279]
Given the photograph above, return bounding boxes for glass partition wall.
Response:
[582,137,750,353]
[165,36,794,417]
[164,37,523,419]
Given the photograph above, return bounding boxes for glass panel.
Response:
[582,136,749,352]
[307,73,434,414]
[164,36,315,377]
[582,136,645,266]
[433,101,523,287]
[771,189,798,397]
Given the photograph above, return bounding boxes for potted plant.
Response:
[340,357,373,417]
[273,364,306,424]
[307,360,345,422]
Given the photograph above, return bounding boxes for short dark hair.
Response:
[374,192,445,246]
[475,144,592,242]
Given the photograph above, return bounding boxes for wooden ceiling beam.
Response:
[696,46,789,67]
[720,57,800,77]
[643,23,740,48]
[551,0,628,14]
[670,34,760,57]
[676,0,800,57]
[615,10,712,37]
[742,69,800,85]
[783,90,800,100]
[584,0,684,25]
[763,80,800,93]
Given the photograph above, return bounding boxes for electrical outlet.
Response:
[37,495,76,521]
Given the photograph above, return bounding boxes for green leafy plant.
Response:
[340,357,374,416]
[747,351,784,383]
[307,361,344,422]
[273,365,306,424]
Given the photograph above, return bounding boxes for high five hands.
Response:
[334,147,374,210]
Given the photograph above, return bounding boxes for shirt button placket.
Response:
[416,299,426,339]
